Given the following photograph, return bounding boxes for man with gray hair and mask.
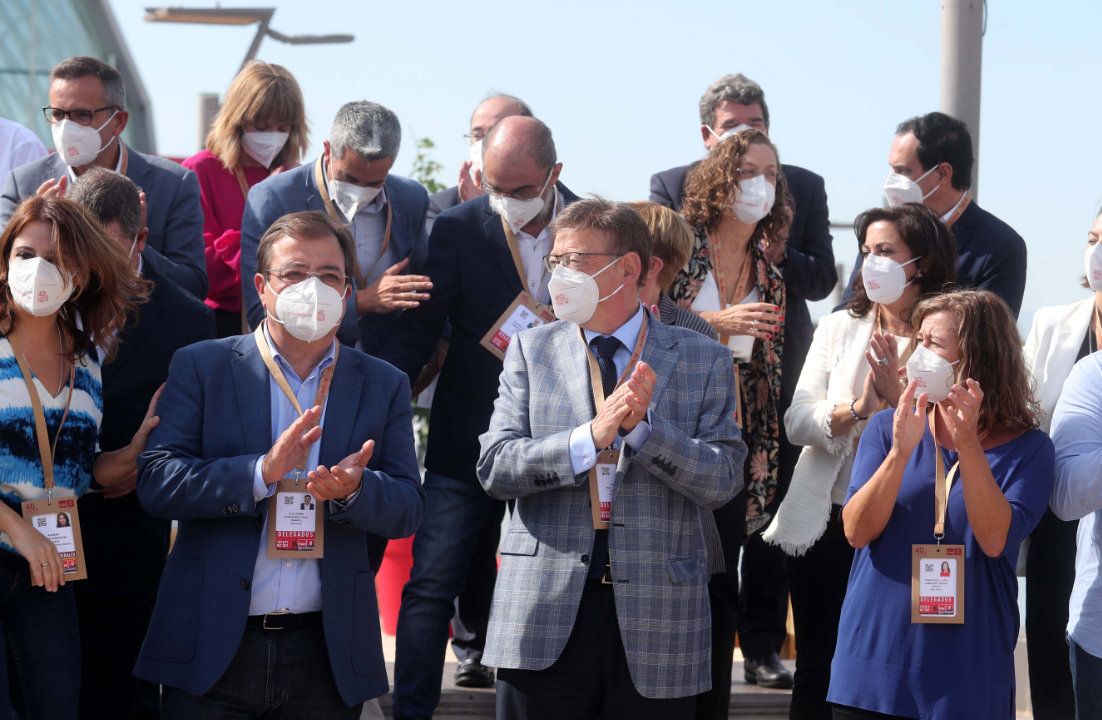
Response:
[381,116,581,720]
[241,100,430,355]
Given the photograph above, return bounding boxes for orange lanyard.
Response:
[578,316,648,418]
[943,193,972,229]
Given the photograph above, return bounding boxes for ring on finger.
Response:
[877,357,889,367]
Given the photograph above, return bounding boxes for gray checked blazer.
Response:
[476,311,747,699]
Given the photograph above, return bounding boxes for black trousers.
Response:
[496,582,695,720]
[450,506,501,663]
[695,496,744,720]
[737,433,799,659]
[789,506,854,720]
[1026,508,1079,720]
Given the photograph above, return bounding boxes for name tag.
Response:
[910,543,965,624]
[588,448,619,530]
[267,478,325,559]
[22,497,87,580]
[480,292,557,360]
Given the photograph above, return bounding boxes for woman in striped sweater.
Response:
[0,195,154,718]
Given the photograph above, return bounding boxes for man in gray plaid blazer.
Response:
[477,198,746,719]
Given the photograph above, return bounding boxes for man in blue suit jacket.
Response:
[137,211,424,717]
[838,111,1028,318]
[241,101,430,355]
[0,56,207,299]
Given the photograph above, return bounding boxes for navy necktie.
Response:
[590,335,621,397]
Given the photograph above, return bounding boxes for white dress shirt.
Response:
[513,188,560,305]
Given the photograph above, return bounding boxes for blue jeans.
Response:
[392,472,504,720]
[0,549,80,720]
[1070,637,1102,720]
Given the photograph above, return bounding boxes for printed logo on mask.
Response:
[36,290,49,302]
[554,292,569,305]
[867,279,881,290]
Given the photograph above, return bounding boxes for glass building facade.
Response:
[0,0,155,153]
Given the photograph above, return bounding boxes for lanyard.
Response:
[943,192,972,229]
[233,167,251,199]
[931,413,961,541]
[313,157,391,285]
[708,234,755,349]
[500,218,549,299]
[579,316,648,420]
[8,336,76,494]
[253,324,339,472]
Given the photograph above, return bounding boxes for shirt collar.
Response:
[583,303,647,353]
[262,322,337,384]
[940,191,968,223]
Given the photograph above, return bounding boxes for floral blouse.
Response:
[670,228,786,534]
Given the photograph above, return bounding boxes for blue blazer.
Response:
[135,334,425,705]
[0,149,208,299]
[239,160,429,354]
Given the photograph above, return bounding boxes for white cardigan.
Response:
[1023,296,1093,433]
[763,309,880,556]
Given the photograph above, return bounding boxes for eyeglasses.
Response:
[266,267,349,290]
[462,132,485,142]
[543,252,623,273]
[735,167,779,184]
[42,105,118,126]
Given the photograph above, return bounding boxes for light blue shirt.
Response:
[248,324,337,616]
[568,304,652,474]
[1051,351,1102,659]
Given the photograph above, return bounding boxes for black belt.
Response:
[246,611,322,631]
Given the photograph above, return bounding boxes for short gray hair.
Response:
[329,101,401,161]
[51,56,126,109]
[698,73,769,130]
[68,167,142,237]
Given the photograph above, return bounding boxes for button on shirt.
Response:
[514,188,561,305]
[568,304,652,473]
[248,324,336,615]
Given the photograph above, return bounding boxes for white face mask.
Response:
[906,344,960,404]
[861,253,921,304]
[267,276,346,342]
[882,165,940,208]
[242,130,289,168]
[1085,242,1102,292]
[489,170,554,233]
[707,123,755,142]
[329,177,382,222]
[51,111,118,167]
[547,256,624,325]
[8,257,74,317]
[468,139,483,179]
[732,175,776,225]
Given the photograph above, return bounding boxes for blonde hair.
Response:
[206,61,308,171]
[629,201,695,291]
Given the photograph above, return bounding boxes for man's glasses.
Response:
[267,267,349,290]
[42,106,118,126]
[543,252,623,273]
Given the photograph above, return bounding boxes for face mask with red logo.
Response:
[8,257,73,316]
[906,344,960,404]
[267,276,345,342]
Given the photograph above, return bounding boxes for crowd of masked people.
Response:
[0,53,1099,720]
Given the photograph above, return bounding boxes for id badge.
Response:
[910,543,965,624]
[480,292,557,360]
[266,477,324,559]
[22,497,88,580]
[588,448,619,529]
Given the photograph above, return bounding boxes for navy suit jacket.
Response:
[135,334,424,705]
[78,262,214,604]
[379,186,579,484]
[649,162,836,407]
[240,160,429,355]
[427,185,461,234]
[838,199,1027,317]
[0,149,208,299]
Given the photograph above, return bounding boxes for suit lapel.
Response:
[551,323,596,428]
[482,208,526,296]
[385,178,412,261]
[638,313,676,413]
[230,335,273,455]
[318,351,362,468]
[103,272,167,384]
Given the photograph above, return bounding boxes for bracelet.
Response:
[849,400,868,422]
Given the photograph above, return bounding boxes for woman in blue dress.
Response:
[828,289,1054,720]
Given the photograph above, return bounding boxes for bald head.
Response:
[483,115,557,171]
[469,94,531,140]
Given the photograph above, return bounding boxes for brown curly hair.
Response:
[681,130,793,247]
[910,289,1041,435]
[0,196,149,363]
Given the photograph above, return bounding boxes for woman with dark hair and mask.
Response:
[763,202,956,720]
[828,289,1053,720]
[0,195,158,717]
[668,128,792,716]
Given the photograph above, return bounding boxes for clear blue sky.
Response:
[107,0,1102,326]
